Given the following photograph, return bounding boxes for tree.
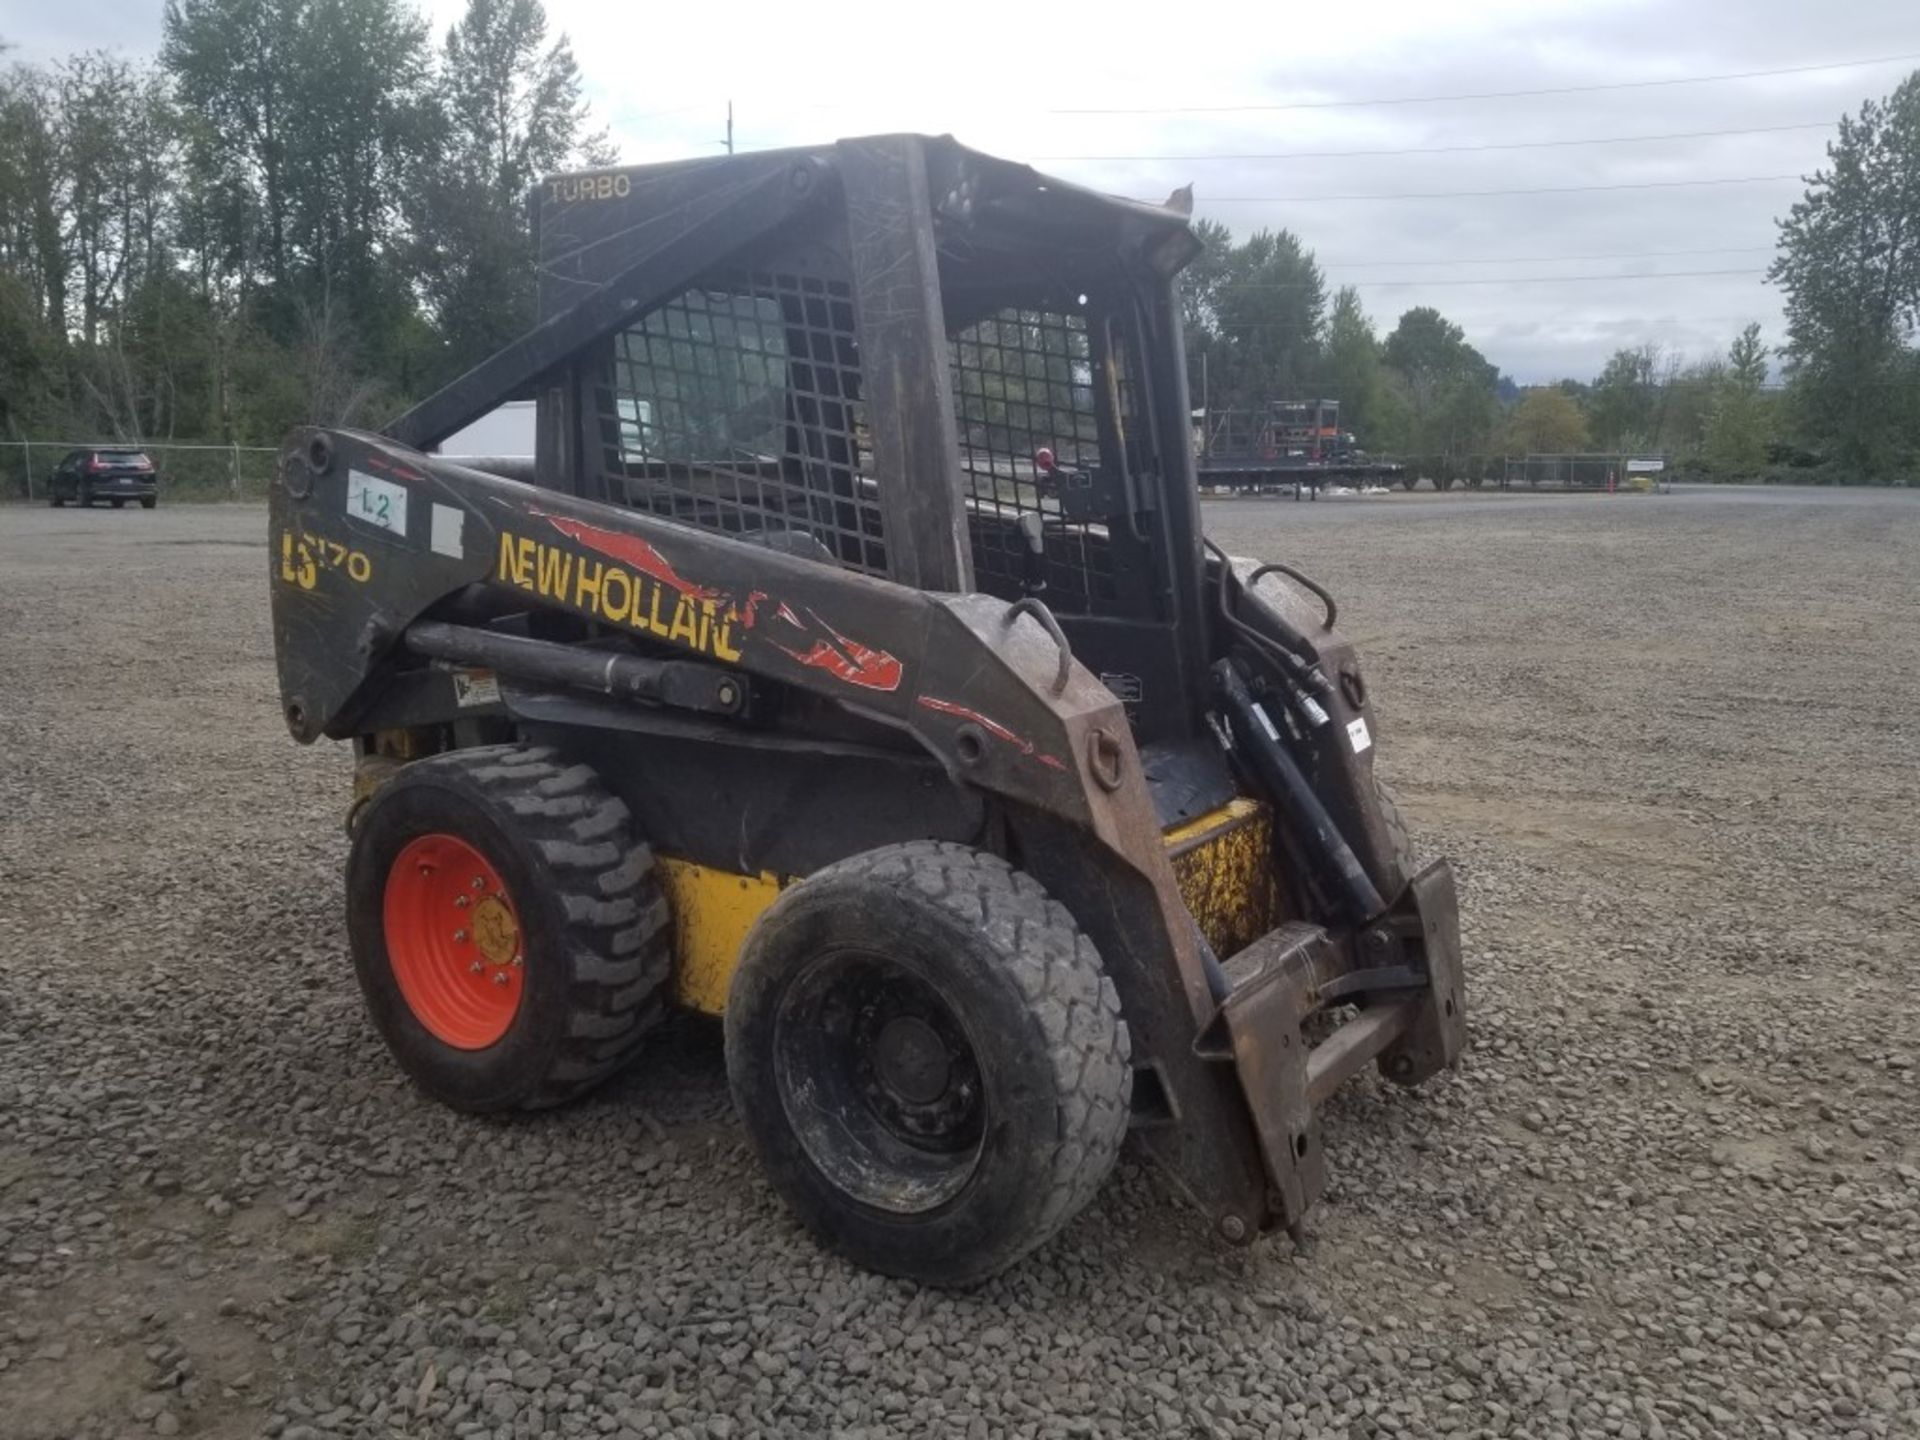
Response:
[1378,306,1498,455]
[165,0,437,421]
[1657,357,1725,459]
[1705,323,1773,477]
[1180,216,1233,408]
[1180,218,1234,339]
[1727,321,1768,389]
[1382,307,1495,389]
[163,0,304,290]
[1505,387,1591,453]
[1769,71,1920,477]
[1208,228,1325,410]
[57,55,177,352]
[1587,345,1661,449]
[0,65,69,342]
[410,0,606,380]
[1323,286,1384,443]
[0,267,61,435]
[0,0,613,455]
[443,0,597,202]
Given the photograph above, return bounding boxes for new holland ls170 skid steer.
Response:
[269,135,1464,1285]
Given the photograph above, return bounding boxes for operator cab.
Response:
[509,137,1213,748]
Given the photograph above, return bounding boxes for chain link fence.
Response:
[1373,454,1672,491]
[1497,452,1669,490]
[5,439,1676,504]
[1384,454,1506,490]
[1,440,280,503]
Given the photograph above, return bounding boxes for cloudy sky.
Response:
[9,0,1916,381]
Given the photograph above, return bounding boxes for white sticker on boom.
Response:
[1347,717,1373,754]
[346,470,408,536]
[430,502,465,558]
[1252,702,1281,742]
[452,670,500,707]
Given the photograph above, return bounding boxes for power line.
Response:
[1210,268,1765,291]
[1035,121,1834,163]
[1207,314,1779,331]
[1213,320,1781,332]
[1318,246,1773,268]
[1175,173,1804,203]
[1051,51,1920,115]
[621,102,714,121]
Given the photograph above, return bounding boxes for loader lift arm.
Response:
[271,420,1463,1241]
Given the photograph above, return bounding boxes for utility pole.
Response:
[724,101,734,155]
[1201,351,1209,458]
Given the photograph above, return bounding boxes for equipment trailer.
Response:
[269,136,1464,1285]
[1195,400,1405,494]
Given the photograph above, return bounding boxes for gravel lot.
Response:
[2,488,1916,1440]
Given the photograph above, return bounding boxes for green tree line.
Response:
[3,28,1915,486]
[0,0,606,448]
[1184,69,1920,484]
[1183,227,1508,461]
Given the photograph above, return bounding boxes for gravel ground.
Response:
[1,489,1916,1440]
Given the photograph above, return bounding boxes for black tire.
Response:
[110,497,126,508]
[47,493,62,507]
[139,496,157,509]
[726,841,1131,1286]
[1372,771,1418,889]
[346,743,671,1112]
[79,488,94,508]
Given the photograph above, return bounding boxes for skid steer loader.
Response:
[269,135,1464,1285]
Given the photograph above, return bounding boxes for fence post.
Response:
[23,441,33,502]
[231,442,241,498]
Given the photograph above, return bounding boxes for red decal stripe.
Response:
[531,510,721,601]
[916,696,1067,770]
[525,509,905,693]
[772,611,904,693]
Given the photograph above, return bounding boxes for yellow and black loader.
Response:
[269,135,1464,1285]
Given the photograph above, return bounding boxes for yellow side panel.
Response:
[1162,795,1264,848]
[1165,798,1283,960]
[655,858,786,1015]
[658,799,1278,1012]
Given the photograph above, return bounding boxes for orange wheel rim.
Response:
[384,833,525,1049]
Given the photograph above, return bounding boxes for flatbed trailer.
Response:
[1197,459,1406,489]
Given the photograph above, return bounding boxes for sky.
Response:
[9,0,1918,383]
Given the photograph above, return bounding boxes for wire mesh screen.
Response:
[596,272,884,575]
[950,309,1118,613]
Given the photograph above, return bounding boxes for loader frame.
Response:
[270,134,1464,1244]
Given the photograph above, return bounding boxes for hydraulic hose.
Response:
[1213,659,1384,925]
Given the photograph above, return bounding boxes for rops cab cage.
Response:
[267,135,1465,1285]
